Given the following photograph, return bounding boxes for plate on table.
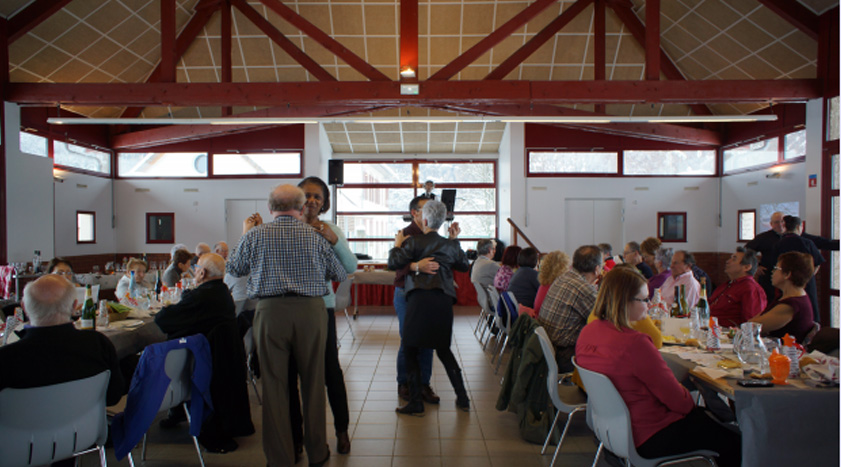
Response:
[114,319,144,329]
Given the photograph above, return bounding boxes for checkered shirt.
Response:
[537,269,598,348]
[226,215,348,299]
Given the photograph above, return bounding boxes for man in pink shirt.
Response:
[659,250,700,309]
[709,247,767,327]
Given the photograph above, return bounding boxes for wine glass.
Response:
[92,265,100,275]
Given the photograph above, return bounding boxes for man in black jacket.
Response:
[155,253,254,453]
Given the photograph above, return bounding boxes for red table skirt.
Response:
[346,270,478,307]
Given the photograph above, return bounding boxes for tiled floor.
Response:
[95,306,612,467]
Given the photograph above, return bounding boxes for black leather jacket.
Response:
[388,231,469,300]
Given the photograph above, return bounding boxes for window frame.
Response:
[657,211,687,243]
[526,150,620,177]
[115,151,304,180]
[146,212,176,244]
[721,127,807,176]
[76,211,96,244]
[336,160,498,257]
[526,148,719,178]
[823,95,839,327]
[51,138,114,178]
[737,209,756,243]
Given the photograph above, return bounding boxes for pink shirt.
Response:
[576,320,694,446]
[660,271,700,309]
[533,284,551,314]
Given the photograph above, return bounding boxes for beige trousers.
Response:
[255,296,328,466]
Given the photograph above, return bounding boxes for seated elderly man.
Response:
[154,253,254,453]
[214,241,229,260]
[623,241,653,279]
[471,239,499,289]
[0,275,124,404]
[537,245,602,372]
[710,248,767,327]
[661,250,700,309]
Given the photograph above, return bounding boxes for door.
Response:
[564,199,624,253]
[225,199,265,249]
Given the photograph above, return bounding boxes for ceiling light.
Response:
[400,66,416,79]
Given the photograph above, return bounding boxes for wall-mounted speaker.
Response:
[328,160,344,185]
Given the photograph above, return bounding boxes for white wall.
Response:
[4,102,54,262]
[53,170,116,256]
[720,162,806,252]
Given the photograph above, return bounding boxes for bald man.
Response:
[155,253,255,453]
[746,211,785,302]
[0,275,124,405]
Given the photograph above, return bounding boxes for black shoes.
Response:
[198,433,238,453]
[158,408,187,429]
[395,401,425,416]
[309,449,331,467]
[456,396,470,412]
[336,431,351,454]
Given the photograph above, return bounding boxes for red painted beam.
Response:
[111,104,391,149]
[645,0,660,80]
[259,0,389,81]
[160,0,177,82]
[7,80,819,107]
[757,0,819,41]
[400,0,419,80]
[817,7,839,92]
[609,3,712,115]
[429,0,560,80]
[221,1,232,116]
[121,3,217,118]
[486,0,593,80]
[0,19,8,265]
[8,0,73,43]
[231,0,335,81]
[594,0,606,113]
[438,103,721,146]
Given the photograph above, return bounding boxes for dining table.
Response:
[660,343,839,467]
[98,316,167,360]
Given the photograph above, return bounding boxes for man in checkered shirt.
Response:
[537,245,602,373]
[227,184,347,467]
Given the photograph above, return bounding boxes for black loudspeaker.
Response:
[441,189,457,213]
[328,160,344,185]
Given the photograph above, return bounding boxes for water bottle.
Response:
[98,300,109,328]
[32,250,41,273]
[129,270,138,298]
[782,334,802,378]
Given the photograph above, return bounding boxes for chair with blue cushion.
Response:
[0,370,110,467]
[494,291,519,374]
[572,357,718,467]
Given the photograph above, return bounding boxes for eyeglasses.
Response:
[632,297,650,303]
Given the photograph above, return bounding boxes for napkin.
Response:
[694,366,733,380]
[801,351,839,384]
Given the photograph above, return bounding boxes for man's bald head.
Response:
[197,253,226,281]
[195,242,211,257]
[770,211,785,234]
[269,184,306,216]
[23,275,76,326]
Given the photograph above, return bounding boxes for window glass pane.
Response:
[54,141,111,174]
[347,241,394,261]
[784,129,807,160]
[418,162,494,183]
[529,152,618,174]
[212,152,300,175]
[343,163,413,184]
[723,137,779,173]
[338,215,407,239]
[624,150,716,175]
[829,96,839,142]
[833,154,839,190]
[77,212,95,243]
[739,211,756,241]
[831,296,839,328]
[451,188,496,211]
[118,152,208,177]
[452,214,496,237]
[833,251,839,290]
[337,188,417,212]
[20,132,47,157]
[834,197,839,240]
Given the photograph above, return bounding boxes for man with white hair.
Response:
[0,275,124,405]
[195,242,211,257]
[214,241,229,259]
[155,253,255,453]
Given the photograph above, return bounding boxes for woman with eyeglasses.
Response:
[749,251,814,343]
[47,257,78,284]
[576,266,740,466]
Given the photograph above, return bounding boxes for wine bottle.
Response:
[670,285,681,317]
[679,284,689,318]
[155,270,163,300]
[80,285,96,330]
[696,278,710,328]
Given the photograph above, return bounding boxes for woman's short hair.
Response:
[777,251,814,288]
[126,257,148,272]
[47,257,73,274]
[298,176,331,213]
[171,249,193,267]
[592,266,647,330]
[655,247,673,269]
[421,200,447,230]
[538,251,570,285]
[500,246,522,268]
[517,247,539,268]
[640,237,662,257]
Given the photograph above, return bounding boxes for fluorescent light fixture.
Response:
[400,83,420,95]
[46,114,778,125]
[399,66,416,79]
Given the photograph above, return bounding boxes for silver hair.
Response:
[655,247,673,268]
[195,242,211,256]
[170,243,188,259]
[422,200,447,230]
[199,253,226,278]
[23,277,76,325]
[269,185,306,211]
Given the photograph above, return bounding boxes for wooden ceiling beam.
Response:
[259,0,390,81]
[8,0,73,43]
[609,3,712,116]
[756,0,819,41]
[645,0,660,81]
[221,0,232,116]
[9,80,820,107]
[429,0,560,80]
[160,0,177,82]
[594,0,606,114]
[485,0,593,80]
[231,0,335,81]
[400,0,419,80]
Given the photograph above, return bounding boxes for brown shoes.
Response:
[422,385,440,404]
[397,383,410,401]
[336,431,351,454]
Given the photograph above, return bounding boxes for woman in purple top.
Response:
[647,247,672,298]
[750,251,815,343]
[493,245,521,292]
